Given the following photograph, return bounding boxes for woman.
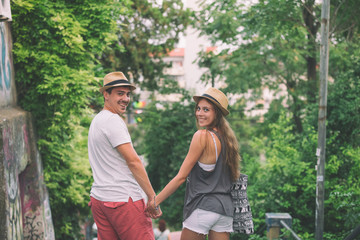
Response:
[147,87,241,240]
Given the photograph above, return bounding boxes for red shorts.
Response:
[89,197,154,240]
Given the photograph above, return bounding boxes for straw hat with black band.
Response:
[99,72,136,93]
[193,87,229,116]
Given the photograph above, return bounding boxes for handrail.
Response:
[280,220,302,240]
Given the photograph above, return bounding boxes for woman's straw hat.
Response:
[193,87,229,116]
[99,72,136,93]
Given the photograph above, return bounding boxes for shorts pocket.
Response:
[103,202,127,209]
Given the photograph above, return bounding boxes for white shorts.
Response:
[182,208,233,235]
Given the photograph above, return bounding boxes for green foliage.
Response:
[326,146,360,231]
[330,0,360,42]
[140,91,196,229]
[99,0,191,90]
[43,120,93,238]
[327,43,360,148]
[243,96,359,237]
[195,0,360,134]
[295,38,360,235]
[195,0,324,132]
[321,40,360,234]
[243,112,359,237]
[245,113,317,234]
[226,99,259,165]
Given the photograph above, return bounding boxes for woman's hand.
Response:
[145,197,162,219]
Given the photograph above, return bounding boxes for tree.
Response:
[99,0,191,90]
[194,0,360,133]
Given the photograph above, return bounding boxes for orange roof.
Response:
[206,46,217,53]
[167,48,185,57]
[150,47,217,57]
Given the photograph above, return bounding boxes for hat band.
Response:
[202,94,220,105]
[104,79,130,87]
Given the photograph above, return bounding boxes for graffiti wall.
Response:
[0,21,55,240]
[0,22,16,108]
[1,109,27,239]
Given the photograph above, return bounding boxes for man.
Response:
[88,72,161,240]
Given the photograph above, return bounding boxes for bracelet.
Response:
[154,196,159,210]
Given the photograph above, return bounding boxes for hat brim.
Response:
[193,96,229,116]
[99,83,136,93]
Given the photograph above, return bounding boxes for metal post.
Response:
[265,213,292,240]
[315,0,330,239]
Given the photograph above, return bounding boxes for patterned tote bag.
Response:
[231,173,254,234]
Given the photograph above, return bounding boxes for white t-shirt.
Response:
[153,228,170,240]
[88,110,144,202]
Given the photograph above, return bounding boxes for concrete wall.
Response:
[0,21,55,239]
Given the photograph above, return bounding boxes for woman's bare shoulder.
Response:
[193,129,208,139]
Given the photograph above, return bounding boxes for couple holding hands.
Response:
[88,72,240,240]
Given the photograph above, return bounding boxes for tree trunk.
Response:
[303,0,320,104]
[291,94,304,133]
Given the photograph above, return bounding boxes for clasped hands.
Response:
[145,196,162,219]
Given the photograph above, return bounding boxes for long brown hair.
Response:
[195,100,240,181]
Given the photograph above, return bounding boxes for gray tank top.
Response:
[183,130,234,221]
